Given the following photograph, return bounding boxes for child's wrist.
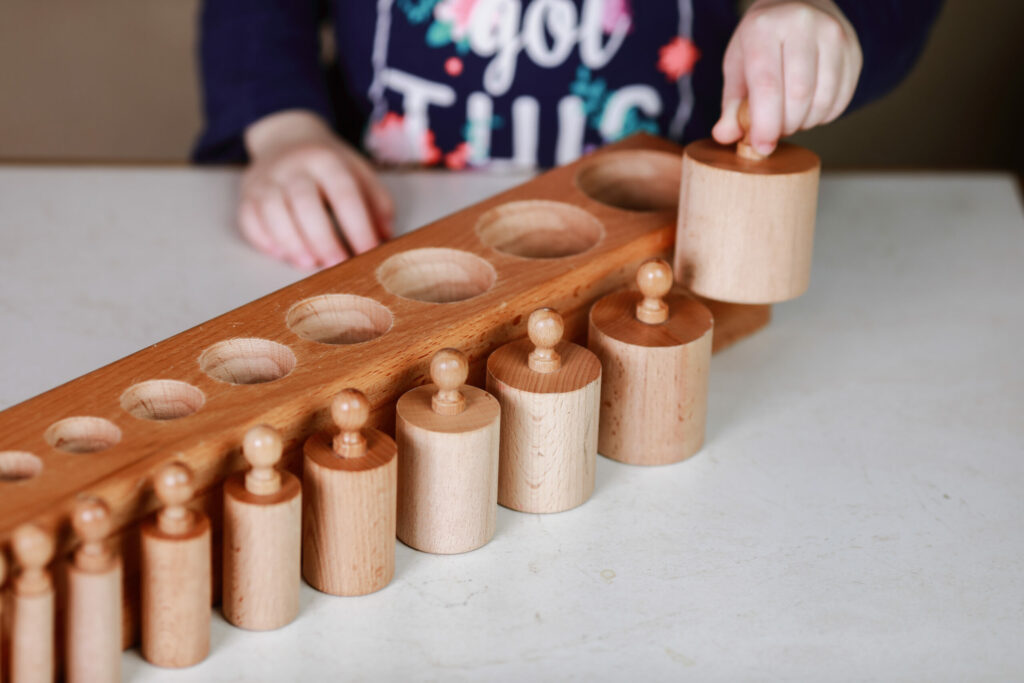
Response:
[245,110,336,160]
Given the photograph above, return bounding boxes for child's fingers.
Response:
[712,41,747,144]
[259,191,317,269]
[743,36,785,156]
[316,167,381,255]
[342,150,396,239]
[824,48,860,123]
[285,177,349,267]
[238,201,280,258]
[804,39,843,130]
[782,35,818,135]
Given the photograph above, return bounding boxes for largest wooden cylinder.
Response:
[674,139,820,304]
[303,430,397,596]
[140,517,212,668]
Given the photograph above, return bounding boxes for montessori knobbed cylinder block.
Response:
[486,308,601,513]
[67,496,122,683]
[223,425,302,631]
[589,258,713,465]
[303,389,398,596]
[140,461,212,669]
[396,348,500,554]
[674,102,820,304]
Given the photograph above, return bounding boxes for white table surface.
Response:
[1,166,1022,682]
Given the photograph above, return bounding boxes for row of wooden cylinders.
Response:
[0,258,713,681]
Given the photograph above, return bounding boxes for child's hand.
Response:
[240,110,394,269]
[712,0,861,157]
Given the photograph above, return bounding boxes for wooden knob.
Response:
[331,389,369,458]
[154,462,195,535]
[635,258,672,324]
[242,424,283,495]
[736,100,767,162]
[431,348,468,416]
[72,495,114,572]
[11,523,54,594]
[527,308,563,373]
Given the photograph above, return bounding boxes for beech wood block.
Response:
[589,259,713,465]
[67,497,122,683]
[10,524,56,683]
[140,463,212,668]
[396,349,500,554]
[223,425,301,631]
[303,389,397,596]
[675,133,820,304]
[487,309,601,513]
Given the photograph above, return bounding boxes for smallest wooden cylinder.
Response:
[674,102,820,304]
[588,258,713,465]
[67,496,122,683]
[303,389,398,596]
[486,307,602,513]
[223,424,302,631]
[140,461,212,669]
[396,348,501,554]
[10,523,55,683]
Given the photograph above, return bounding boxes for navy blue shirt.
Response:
[194,0,942,166]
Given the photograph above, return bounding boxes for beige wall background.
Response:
[0,0,1020,170]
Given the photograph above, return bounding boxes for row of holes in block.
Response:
[0,151,684,481]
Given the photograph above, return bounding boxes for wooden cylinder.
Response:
[396,349,501,554]
[67,567,122,683]
[303,389,397,596]
[486,308,601,513]
[674,138,820,304]
[67,496,122,683]
[10,524,55,683]
[140,462,212,669]
[223,425,302,631]
[588,260,714,465]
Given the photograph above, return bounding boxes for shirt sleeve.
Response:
[192,0,333,163]
[833,0,945,112]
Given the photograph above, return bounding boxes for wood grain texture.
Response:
[222,474,301,630]
[487,335,601,513]
[139,517,211,668]
[675,139,820,304]
[302,430,397,596]
[589,290,713,465]
[396,385,500,554]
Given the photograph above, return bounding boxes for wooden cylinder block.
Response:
[10,524,55,683]
[303,389,397,596]
[396,349,500,554]
[67,497,122,683]
[589,259,713,465]
[486,308,601,513]
[140,462,212,669]
[223,425,302,631]
[674,138,820,304]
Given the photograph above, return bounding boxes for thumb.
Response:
[712,41,747,144]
